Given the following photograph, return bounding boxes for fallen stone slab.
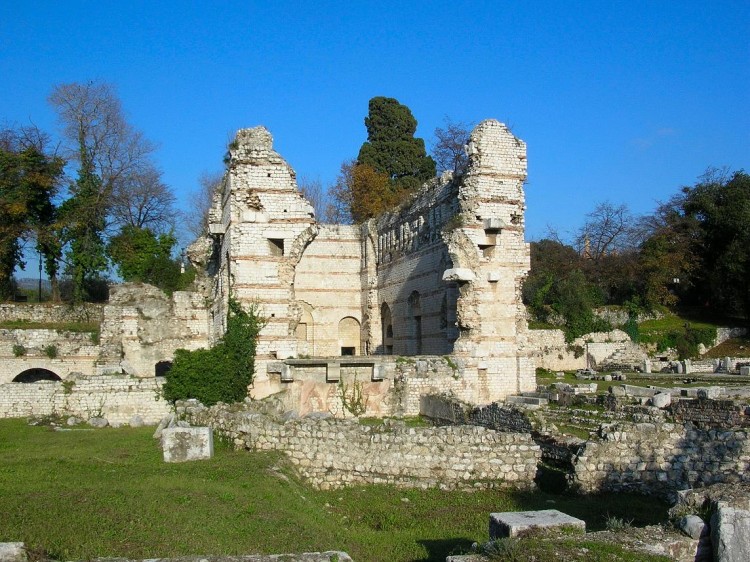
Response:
[0,543,26,562]
[162,426,213,463]
[679,514,707,540]
[489,509,585,539]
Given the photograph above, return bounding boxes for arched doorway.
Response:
[12,369,62,383]
[338,316,361,356]
[381,302,393,354]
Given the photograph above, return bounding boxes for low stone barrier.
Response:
[672,399,750,428]
[0,374,171,425]
[182,401,541,491]
[571,422,750,496]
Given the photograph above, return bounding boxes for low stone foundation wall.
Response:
[0,303,103,323]
[0,374,171,425]
[672,399,750,428]
[572,422,750,497]
[183,401,542,490]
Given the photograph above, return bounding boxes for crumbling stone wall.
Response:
[0,303,103,324]
[0,329,99,383]
[672,399,750,429]
[0,374,171,424]
[97,283,210,376]
[182,400,541,490]
[571,422,750,496]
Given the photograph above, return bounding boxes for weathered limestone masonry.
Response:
[0,329,99,383]
[571,422,750,497]
[197,120,534,412]
[183,400,541,490]
[0,286,210,384]
[96,283,210,376]
[0,374,171,424]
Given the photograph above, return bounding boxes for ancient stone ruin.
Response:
[188,119,535,413]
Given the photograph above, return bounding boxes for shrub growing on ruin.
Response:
[162,299,263,406]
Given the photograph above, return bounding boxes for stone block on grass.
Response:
[489,509,585,539]
[0,543,27,562]
[162,426,213,462]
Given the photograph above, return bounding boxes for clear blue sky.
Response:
[2,0,748,250]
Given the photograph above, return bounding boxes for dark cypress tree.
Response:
[357,97,436,193]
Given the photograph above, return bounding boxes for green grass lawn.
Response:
[0,419,672,561]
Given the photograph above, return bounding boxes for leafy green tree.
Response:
[163,299,264,406]
[107,225,183,290]
[680,169,750,316]
[0,130,64,300]
[59,160,109,302]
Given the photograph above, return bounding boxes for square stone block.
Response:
[162,427,213,463]
[490,509,586,539]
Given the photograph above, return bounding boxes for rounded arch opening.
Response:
[338,316,361,356]
[13,368,62,383]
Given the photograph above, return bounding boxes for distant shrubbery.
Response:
[162,299,264,406]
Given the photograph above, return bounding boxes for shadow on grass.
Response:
[416,537,475,562]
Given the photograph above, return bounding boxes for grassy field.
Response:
[0,419,671,561]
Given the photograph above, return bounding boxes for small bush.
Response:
[12,344,26,357]
[44,345,58,359]
[163,299,264,406]
[605,514,633,531]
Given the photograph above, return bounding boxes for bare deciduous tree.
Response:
[574,202,636,262]
[432,117,472,175]
[297,176,327,220]
[48,81,157,204]
[185,171,223,239]
[110,165,176,233]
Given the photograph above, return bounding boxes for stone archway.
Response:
[12,368,62,383]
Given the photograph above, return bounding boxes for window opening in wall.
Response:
[155,361,173,377]
[381,302,393,355]
[338,316,361,356]
[268,238,284,256]
[407,291,422,356]
[479,244,494,258]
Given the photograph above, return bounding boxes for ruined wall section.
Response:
[293,225,363,356]
[211,127,317,397]
[450,120,535,399]
[369,175,460,356]
[97,283,209,376]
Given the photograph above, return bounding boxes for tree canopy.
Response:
[0,129,64,300]
[329,97,436,223]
